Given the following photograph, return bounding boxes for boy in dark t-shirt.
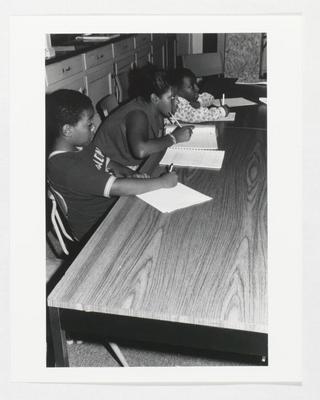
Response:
[47,89,178,241]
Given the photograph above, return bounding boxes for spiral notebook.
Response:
[161,124,225,170]
[165,124,218,150]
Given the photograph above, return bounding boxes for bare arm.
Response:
[109,172,178,196]
[126,110,194,159]
[107,159,136,177]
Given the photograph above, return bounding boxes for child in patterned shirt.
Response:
[168,68,230,123]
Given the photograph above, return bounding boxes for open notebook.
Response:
[162,124,225,170]
[137,183,212,213]
[165,124,217,150]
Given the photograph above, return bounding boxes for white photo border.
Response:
[10,15,302,383]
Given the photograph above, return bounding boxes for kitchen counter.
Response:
[45,34,134,65]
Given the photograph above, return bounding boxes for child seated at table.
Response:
[47,89,178,241]
[93,64,194,169]
[168,68,229,123]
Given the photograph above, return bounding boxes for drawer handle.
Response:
[96,54,105,60]
[62,66,71,73]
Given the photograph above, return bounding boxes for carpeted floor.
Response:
[46,233,260,368]
[66,339,255,367]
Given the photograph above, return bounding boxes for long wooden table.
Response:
[47,98,268,367]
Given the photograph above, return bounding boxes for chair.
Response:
[96,93,119,121]
[181,52,224,78]
[47,185,75,256]
[47,183,130,367]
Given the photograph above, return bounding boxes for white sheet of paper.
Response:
[160,150,225,170]
[259,97,267,104]
[212,97,257,107]
[235,81,267,85]
[165,124,217,149]
[137,183,212,213]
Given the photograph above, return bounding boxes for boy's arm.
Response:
[109,172,178,196]
[126,110,193,159]
[106,159,136,177]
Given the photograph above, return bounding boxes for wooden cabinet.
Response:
[151,34,166,69]
[134,34,152,67]
[165,34,177,69]
[113,37,135,103]
[46,55,86,94]
[46,75,87,94]
[85,61,113,126]
[46,35,174,120]
[84,45,113,70]
[84,45,114,125]
[46,44,115,126]
[46,55,84,86]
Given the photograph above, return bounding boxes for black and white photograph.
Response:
[45,32,268,368]
[8,11,306,391]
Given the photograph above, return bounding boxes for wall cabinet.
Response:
[45,35,177,124]
[165,34,177,69]
[134,34,152,67]
[113,37,135,103]
[84,46,114,125]
[151,34,166,69]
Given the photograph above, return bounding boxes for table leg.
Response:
[48,307,69,367]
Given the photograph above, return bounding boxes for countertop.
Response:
[45,34,134,65]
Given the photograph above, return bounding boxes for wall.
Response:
[224,33,263,82]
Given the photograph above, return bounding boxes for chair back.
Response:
[96,93,119,120]
[47,183,76,255]
[182,52,224,78]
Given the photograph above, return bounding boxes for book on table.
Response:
[161,124,225,170]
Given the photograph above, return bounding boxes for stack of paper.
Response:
[235,81,267,85]
[212,97,257,107]
[137,183,212,213]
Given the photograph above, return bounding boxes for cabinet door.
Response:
[84,45,113,70]
[113,37,135,59]
[152,45,165,68]
[86,62,113,108]
[46,55,84,85]
[114,56,135,103]
[166,36,177,69]
[46,75,86,94]
[115,68,130,103]
[86,62,113,126]
[135,45,151,67]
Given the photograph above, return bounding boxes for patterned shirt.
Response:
[172,92,226,123]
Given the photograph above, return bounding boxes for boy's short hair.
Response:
[46,89,93,137]
[167,68,196,89]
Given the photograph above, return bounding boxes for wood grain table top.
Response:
[48,104,267,334]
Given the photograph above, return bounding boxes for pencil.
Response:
[168,163,174,173]
[222,93,225,106]
[169,112,182,128]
